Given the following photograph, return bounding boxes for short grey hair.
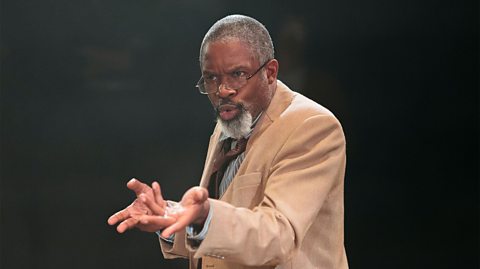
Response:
[199,15,274,67]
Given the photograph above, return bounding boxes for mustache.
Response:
[215,101,245,114]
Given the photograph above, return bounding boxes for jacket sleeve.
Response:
[189,114,346,266]
[158,229,190,259]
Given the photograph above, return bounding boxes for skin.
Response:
[108,179,210,238]
[202,39,279,122]
[108,39,279,237]
[107,179,176,233]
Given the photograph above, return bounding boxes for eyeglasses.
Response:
[195,60,271,95]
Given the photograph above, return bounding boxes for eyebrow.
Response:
[203,64,250,75]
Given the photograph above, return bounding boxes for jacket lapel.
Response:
[199,81,295,189]
[199,124,223,189]
[246,81,295,152]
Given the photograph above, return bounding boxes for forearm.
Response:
[192,199,296,266]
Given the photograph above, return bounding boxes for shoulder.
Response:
[274,81,342,132]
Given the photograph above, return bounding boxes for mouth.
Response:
[217,103,241,121]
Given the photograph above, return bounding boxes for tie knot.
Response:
[224,137,247,158]
[231,138,247,153]
[214,137,248,172]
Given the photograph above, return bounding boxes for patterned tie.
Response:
[209,137,248,199]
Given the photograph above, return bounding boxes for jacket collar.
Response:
[246,80,295,150]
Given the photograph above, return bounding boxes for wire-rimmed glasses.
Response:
[195,60,271,95]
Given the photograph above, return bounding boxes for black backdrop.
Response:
[1,1,477,268]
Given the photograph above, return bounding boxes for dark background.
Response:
[1,1,477,268]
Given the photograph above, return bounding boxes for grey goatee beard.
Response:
[218,107,253,139]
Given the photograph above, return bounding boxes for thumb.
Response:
[190,187,209,203]
[194,188,207,202]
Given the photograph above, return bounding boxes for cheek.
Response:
[242,89,269,115]
[207,94,218,107]
[237,92,255,110]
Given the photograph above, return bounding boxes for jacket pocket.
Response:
[230,172,263,208]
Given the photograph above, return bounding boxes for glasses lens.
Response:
[196,70,253,94]
[224,76,246,91]
[196,78,208,94]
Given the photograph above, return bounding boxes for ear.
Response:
[265,59,279,84]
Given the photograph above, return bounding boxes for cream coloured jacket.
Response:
[160,81,348,269]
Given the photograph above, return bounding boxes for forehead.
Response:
[202,39,256,71]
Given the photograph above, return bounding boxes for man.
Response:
[108,15,348,269]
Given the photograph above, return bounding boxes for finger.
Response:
[152,181,166,208]
[127,178,151,197]
[140,193,165,216]
[161,213,195,238]
[116,217,139,233]
[137,215,176,232]
[107,209,130,225]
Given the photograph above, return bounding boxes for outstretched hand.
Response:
[139,186,210,238]
[107,178,175,233]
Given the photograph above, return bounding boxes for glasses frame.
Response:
[196,59,271,95]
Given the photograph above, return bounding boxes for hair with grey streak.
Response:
[199,15,274,67]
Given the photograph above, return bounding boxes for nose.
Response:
[217,84,236,98]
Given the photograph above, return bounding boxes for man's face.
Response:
[201,39,276,137]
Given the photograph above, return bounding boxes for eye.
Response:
[231,70,247,78]
[203,74,218,84]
